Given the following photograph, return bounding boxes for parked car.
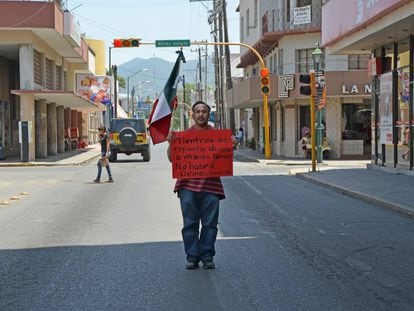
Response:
[109,118,150,162]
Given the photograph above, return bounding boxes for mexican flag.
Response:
[148,51,185,144]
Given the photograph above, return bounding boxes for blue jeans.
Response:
[179,189,220,262]
[96,152,112,180]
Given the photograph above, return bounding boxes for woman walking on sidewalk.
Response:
[94,126,113,183]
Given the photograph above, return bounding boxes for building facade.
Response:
[322,0,414,171]
[0,0,105,161]
[228,0,372,159]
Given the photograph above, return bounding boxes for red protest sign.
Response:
[171,129,233,179]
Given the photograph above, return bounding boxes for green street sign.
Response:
[155,40,191,47]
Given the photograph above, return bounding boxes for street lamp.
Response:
[127,68,149,114]
[132,80,151,117]
[312,43,324,163]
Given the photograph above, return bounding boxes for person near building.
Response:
[93,126,113,183]
[167,100,226,270]
[301,132,311,159]
[237,127,244,147]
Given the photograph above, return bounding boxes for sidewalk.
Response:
[235,147,414,218]
[0,144,101,167]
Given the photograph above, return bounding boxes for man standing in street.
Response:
[167,101,225,270]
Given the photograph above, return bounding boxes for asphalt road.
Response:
[0,144,413,310]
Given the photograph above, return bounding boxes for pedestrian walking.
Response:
[167,100,225,270]
[94,126,113,183]
[237,127,244,147]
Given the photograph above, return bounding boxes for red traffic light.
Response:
[113,39,122,48]
[113,38,141,48]
[260,67,270,77]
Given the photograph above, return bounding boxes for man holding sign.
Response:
[167,101,232,270]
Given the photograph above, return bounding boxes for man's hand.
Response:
[166,130,175,144]
[166,130,175,162]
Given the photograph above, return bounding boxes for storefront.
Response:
[372,37,414,170]
[322,0,414,171]
[251,72,372,159]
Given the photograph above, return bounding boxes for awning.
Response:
[11,90,106,112]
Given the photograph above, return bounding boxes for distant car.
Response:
[109,118,150,162]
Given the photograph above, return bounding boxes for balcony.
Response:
[262,4,322,36]
[0,0,88,63]
[238,4,322,68]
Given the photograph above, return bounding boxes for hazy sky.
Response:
[71,0,240,66]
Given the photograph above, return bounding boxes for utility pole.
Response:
[198,48,203,101]
[213,0,221,129]
[218,0,225,128]
[112,65,118,119]
[204,44,208,104]
[222,0,234,131]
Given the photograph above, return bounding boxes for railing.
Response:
[262,4,322,35]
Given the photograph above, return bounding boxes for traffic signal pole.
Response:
[310,73,317,172]
[121,40,272,159]
[191,41,271,159]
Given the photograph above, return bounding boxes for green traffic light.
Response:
[261,86,269,94]
[131,39,139,47]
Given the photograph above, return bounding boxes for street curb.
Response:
[296,173,414,218]
[0,153,100,167]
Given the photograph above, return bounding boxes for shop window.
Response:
[55,65,62,90]
[240,17,244,42]
[348,54,370,70]
[45,58,53,90]
[342,104,371,145]
[296,48,325,73]
[297,0,311,7]
[271,105,277,141]
[298,105,311,139]
[281,106,285,142]
[33,50,41,85]
[397,66,410,147]
[278,49,283,75]
[246,9,250,37]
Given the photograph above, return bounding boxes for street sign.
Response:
[155,40,190,47]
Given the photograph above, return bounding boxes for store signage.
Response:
[293,5,311,25]
[278,75,295,98]
[342,84,372,94]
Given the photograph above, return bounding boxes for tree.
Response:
[117,76,126,89]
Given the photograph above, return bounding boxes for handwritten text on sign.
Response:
[171,129,233,179]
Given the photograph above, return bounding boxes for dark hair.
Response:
[98,126,106,131]
[192,100,211,112]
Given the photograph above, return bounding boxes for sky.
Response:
[70,0,240,66]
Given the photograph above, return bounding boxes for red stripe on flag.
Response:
[149,114,172,145]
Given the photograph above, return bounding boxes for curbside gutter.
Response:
[0,153,100,168]
[296,173,414,218]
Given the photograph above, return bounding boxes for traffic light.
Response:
[113,38,141,48]
[299,74,313,96]
[260,67,270,95]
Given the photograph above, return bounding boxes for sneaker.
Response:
[202,260,215,269]
[93,179,100,183]
[185,260,199,270]
[107,178,114,183]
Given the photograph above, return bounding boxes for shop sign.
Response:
[379,72,393,144]
[293,5,311,25]
[342,84,372,94]
[278,75,295,98]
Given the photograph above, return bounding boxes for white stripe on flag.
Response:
[150,92,171,124]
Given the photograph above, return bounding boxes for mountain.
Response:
[117,56,215,99]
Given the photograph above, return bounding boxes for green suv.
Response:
[109,118,151,162]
